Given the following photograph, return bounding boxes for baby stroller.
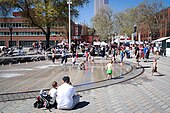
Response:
[34,90,56,110]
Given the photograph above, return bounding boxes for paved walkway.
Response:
[0,56,170,113]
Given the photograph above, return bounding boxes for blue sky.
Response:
[76,0,170,26]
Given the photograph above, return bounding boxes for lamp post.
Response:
[9,24,13,47]
[133,24,137,44]
[67,0,72,52]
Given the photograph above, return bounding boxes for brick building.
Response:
[0,12,69,47]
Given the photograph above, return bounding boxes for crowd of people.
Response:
[32,41,164,111]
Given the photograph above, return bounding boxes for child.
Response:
[106,60,113,80]
[78,60,86,70]
[48,81,58,107]
[151,59,161,76]
[72,55,76,67]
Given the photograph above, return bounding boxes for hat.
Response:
[62,76,70,83]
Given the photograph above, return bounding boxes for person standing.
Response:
[61,47,67,65]
[151,59,161,76]
[56,76,80,110]
[106,60,113,80]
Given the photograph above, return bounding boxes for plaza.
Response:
[0,55,169,113]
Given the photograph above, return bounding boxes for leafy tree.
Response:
[0,0,89,49]
[92,7,114,41]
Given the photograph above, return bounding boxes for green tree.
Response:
[92,7,114,41]
[0,0,89,49]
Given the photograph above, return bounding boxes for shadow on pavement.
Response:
[73,101,90,110]
[154,74,165,76]
[141,66,151,68]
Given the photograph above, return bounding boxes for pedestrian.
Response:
[72,55,76,67]
[120,49,124,64]
[106,60,113,80]
[61,47,67,65]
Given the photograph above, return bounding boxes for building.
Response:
[140,7,170,41]
[94,0,109,15]
[0,12,69,48]
[0,12,99,48]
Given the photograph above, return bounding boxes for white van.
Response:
[166,39,170,56]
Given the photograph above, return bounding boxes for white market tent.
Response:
[93,41,108,46]
[152,37,170,43]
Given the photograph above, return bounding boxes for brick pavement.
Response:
[0,56,170,113]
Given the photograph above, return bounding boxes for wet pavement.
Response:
[0,56,170,113]
[0,58,131,94]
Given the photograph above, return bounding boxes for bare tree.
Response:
[138,0,166,40]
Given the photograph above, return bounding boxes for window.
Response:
[0,23,3,28]
[16,23,18,27]
[0,41,5,46]
[19,41,35,47]
[167,42,170,48]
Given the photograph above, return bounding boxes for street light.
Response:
[133,24,137,44]
[9,24,13,47]
[67,0,72,52]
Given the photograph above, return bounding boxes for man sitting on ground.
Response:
[56,76,80,110]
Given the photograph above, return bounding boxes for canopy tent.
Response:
[100,41,108,46]
[152,37,170,43]
[93,41,108,46]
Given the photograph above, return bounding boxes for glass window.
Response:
[0,23,3,28]
[4,23,7,28]
[18,23,21,28]
[167,42,170,48]
[16,23,18,27]
[13,23,15,28]
[0,41,5,46]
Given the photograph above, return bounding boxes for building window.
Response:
[19,41,35,47]
[0,41,5,46]
[167,42,170,48]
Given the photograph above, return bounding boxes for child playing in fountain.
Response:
[78,60,86,70]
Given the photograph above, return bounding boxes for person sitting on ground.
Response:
[78,60,86,70]
[48,81,58,105]
[56,76,80,110]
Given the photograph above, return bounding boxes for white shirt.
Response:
[57,83,76,109]
[49,88,57,98]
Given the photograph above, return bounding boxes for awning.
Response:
[152,37,170,43]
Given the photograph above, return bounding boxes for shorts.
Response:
[106,70,112,74]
